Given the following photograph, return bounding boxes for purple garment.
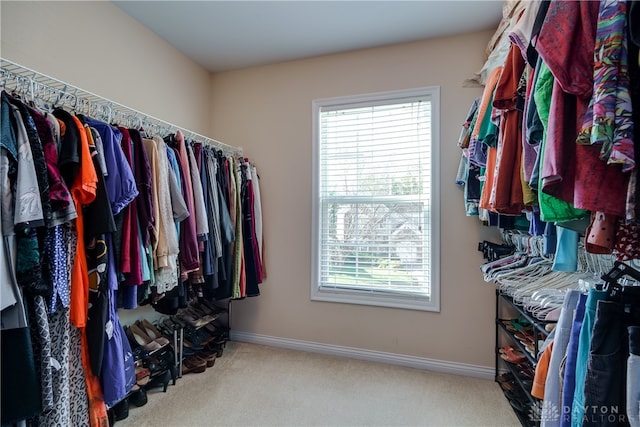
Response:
[528,210,545,236]
[100,236,135,407]
[467,136,488,167]
[82,117,138,216]
[128,129,154,247]
[117,128,142,290]
[168,138,199,272]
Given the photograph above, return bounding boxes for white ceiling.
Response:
[113,1,503,73]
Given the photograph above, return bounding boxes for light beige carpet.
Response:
[118,341,519,427]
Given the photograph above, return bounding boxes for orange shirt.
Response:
[69,115,98,328]
[531,341,553,399]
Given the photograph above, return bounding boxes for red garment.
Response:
[536,0,629,217]
[536,1,599,99]
[247,177,263,283]
[117,128,142,286]
[175,131,199,273]
[489,43,526,215]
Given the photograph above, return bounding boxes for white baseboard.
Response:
[230,331,494,380]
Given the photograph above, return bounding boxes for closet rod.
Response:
[0,57,242,156]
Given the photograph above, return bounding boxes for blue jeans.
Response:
[561,293,588,427]
[571,289,607,427]
[542,290,581,427]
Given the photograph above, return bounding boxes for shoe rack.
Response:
[495,290,553,427]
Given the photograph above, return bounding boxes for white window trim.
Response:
[311,86,441,312]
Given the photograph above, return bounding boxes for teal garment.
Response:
[551,226,579,272]
[571,289,608,427]
[476,87,499,148]
[138,224,150,282]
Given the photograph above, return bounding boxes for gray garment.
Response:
[0,148,28,329]
[541,289,581,427]
[90,127,108,178]
[187,143,209,238]
[11,104,44,228]
[167,157,189,222]
[0,149,17,312]
[205,152,222,257]
[251,165,263,261]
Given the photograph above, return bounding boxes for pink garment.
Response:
[118,127,142,286]
[174,131,199,273]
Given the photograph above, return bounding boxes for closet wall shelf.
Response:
[0,57,242,156]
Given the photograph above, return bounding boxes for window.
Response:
[311,86,440,312]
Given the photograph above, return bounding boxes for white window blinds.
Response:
[312,87,440,311]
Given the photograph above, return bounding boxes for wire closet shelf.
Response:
[0,57,241,156]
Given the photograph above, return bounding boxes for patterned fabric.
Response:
[33,295,54,412]
[577,0,635,172]
[39,308,75,426]
[69,323,91,426]
[615,220,640,261]
[46,225,71,313]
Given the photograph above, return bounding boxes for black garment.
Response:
[214,153,235,300]
[84,143,115,376]
[582,300,629,427]
[128,129,153,247]
[52,109,81,189]
[241,160,260,297]
[83,140,116,240]
[1,327,41,423]
[628,40,640,223]
[526,0,551,66]
[629,1,640,48]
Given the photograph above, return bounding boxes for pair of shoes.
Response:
[496,372,516,391]
[137,319,171,347]
[182,356,207,374]
[195,349,217,367]
[519,366,536,380]
[499,346,527,364]
[112,398,129,421]
[514,329,534,343]
[178,310,217,328]
[128,385,148,407]
[135,365,151,388]
[144,370,172,393]
[501,318,531,333]
[125,323,169,353]
[204,341,224,358]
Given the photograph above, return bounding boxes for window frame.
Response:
[311,86,441,312]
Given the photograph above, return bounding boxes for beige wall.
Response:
[1,1,211,134]
[210,31,501,367]
[2,1,501,368]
